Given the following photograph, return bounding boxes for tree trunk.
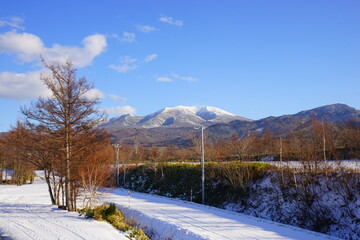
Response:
[44,169,56,205]
[65,129,73,211]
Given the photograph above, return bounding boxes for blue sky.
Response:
[1,0,359,131]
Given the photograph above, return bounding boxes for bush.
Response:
[81,204,149,239]
[94,204,129,231]
[78,207,94,218]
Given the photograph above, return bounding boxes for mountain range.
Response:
[101,104,360,146]
[101,106,251,129]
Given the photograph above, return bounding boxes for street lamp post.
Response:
[195,126,205,204]
[113,144,120,187]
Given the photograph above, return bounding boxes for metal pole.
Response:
[194,126,205,204]
[113,144,120,187]
[201,126,205,204]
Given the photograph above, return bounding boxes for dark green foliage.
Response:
[78,207,94,218]
[123,162,273,206]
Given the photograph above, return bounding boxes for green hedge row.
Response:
[122,162,273,206]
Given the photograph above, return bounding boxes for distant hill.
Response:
[101,104,360,146]
[206,103,360,140]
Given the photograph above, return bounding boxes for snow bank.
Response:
[114,203,209,240]
[104,188,339,240]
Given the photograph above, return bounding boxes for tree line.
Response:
[112,119,360,165]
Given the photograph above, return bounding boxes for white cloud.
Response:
[109,56,138,73]
[109,64,137,73]
[0,71,50,100]
[0,31,107,101]
[0,16,25,30]
[156,76,173,82]
[172,73,198,82]
[102,105,136,115]
[136,25,156,33]
[145,54,158,63]
[0,31,44,62]
[42,34,107,67]
[116,32,135,43]
[156,73,197,83]
[84,88,104,99]
[121,56,137,64]
[108,94,127,102]
[0,31,107,67]
[159,16,183,27]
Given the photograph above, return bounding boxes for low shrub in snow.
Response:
[79,204,149,240]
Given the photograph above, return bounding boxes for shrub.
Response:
[78,207,94,218]
[94,204,129,231]
[81,204,149,239]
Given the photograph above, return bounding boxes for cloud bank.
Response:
[0,31,107,100]
[0,71,49,99]
[0,31,107,67]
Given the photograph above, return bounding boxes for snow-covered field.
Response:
[0,173,340,240]
[0,175,127,240]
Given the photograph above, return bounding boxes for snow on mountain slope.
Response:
[102,105,251,129]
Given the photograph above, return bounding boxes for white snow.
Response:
[266,159,360,170]
[0,173,340,240]
[0,174,127,240]
[104,189,339,240]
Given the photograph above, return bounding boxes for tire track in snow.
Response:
[3,204,86,240]
[22,203,90,240]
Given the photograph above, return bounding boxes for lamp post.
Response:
[113,144,120,187]
[195,126,205,204]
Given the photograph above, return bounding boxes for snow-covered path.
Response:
[105,189,339,240]
[0,177,127,240]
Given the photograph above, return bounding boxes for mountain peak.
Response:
[295,103,359,121]
[101,105,251,129]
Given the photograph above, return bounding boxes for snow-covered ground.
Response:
[0,174,127,240]
[0,173,340,240]
[104,189,339,240]
[265,159,360,170]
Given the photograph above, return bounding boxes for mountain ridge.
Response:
[101,103,360,146]
[206,103,360,140]
[101,105,251,130]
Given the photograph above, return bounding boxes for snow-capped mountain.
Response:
[100,103,360,146]
[101,105,251,129]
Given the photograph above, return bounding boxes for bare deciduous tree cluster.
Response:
[0,60,113,212]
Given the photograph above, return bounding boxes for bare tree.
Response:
[229,132,256,162]
[76,132,113,209]
[22,59,102,211]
